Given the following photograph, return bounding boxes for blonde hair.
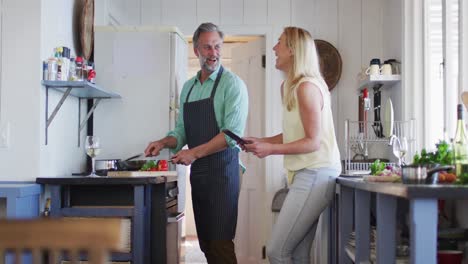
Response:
[282,27,328,111]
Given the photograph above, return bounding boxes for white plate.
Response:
[341,170,371,177]
[382,98,394,138]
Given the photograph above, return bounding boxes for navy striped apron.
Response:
[183,66,240,240]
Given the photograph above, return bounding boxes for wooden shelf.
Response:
[358,74,401,91]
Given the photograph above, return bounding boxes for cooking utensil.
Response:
[95,159,120,176]
[438,250,463,264]
[115,153,147,171]
[125,153,144,161]
[117,160,148,171]
[401,165,454,184]
[372,86,384,138]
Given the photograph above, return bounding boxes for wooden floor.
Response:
[180,236,206,264]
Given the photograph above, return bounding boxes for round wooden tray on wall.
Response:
[314,39,342,91]
[80,0,94,61]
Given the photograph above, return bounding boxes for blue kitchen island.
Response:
[36,175,181,264]
[335,176,468,264]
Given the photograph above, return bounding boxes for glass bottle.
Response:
[69,58,76,81]
[75,56,84,80]
[453,104,468,183]
[42,198,51,217]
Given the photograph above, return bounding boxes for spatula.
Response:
[124,153,144,161]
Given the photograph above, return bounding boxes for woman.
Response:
[243,27,341,263]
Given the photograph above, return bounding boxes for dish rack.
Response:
[344,119,416,173]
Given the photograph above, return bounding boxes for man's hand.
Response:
[144,140,165,157]
[171,149,197,165]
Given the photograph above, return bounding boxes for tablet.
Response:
[222,129,247,145]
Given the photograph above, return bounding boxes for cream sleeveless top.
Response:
[283,77,341,178]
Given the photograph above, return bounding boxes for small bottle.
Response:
[69,58,76,81]
[43,61,48,80]
[47,58,58,81]
[42,198,51,217]
[453,104,468,182]
[75,56,84,80]
[57,59,63,80]
[62,47,71,81]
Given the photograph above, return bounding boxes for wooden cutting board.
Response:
[107,171,178,177]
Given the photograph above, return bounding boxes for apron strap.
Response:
[186,66,224,103]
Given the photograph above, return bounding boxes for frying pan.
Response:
[116,153,147,171]
[117,160,147,171]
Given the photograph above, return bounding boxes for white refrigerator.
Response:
[93,26,188,211]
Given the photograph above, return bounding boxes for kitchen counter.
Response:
[335,176,468,264]
[36,175,178,185]
[338,176,468,199]
[36,175,180,264]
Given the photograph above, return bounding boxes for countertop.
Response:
[36,175,178,185]
[338,176,468,199]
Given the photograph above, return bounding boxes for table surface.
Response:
[36,175,177,185]
[338,176,468,199]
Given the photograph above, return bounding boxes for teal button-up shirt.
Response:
[167,66,249,155]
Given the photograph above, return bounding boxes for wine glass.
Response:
[392,136,408,167]
[85,136,101,177]
[399,137,408,165]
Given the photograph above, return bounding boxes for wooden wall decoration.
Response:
[81,0,95,61]
[315,39,342,91]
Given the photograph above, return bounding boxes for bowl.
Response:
[437,250,463,264]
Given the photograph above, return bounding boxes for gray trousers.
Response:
[267,167,339,264]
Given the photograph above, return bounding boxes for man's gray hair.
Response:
[193,23,224,48]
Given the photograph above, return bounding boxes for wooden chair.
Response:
[0,218,123,264]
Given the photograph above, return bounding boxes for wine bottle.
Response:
[453,104,468,183]
[42,198,51,217]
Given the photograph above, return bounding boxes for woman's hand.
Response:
[243,137,273,158]
[239,137,258,151]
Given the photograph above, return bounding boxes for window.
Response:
[424,0,460,148]
[0,0,2,110]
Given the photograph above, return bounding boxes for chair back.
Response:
[0,218,123,264]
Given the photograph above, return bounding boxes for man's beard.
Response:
[198,55,220,72]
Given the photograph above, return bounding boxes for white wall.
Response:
[0,0,87,181]
[0,0,42,181]
[39,0,88,178]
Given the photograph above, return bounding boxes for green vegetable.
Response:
[412,140,453,166]
[140,160,158,171]
[370,159,386,175]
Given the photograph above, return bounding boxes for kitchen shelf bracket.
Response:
[78,98,101,146]
[42,81,121,145]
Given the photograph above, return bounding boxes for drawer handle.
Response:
[168,212,184,223]
[167,187,178,198]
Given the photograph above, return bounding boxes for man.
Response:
[144,22,248,263]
